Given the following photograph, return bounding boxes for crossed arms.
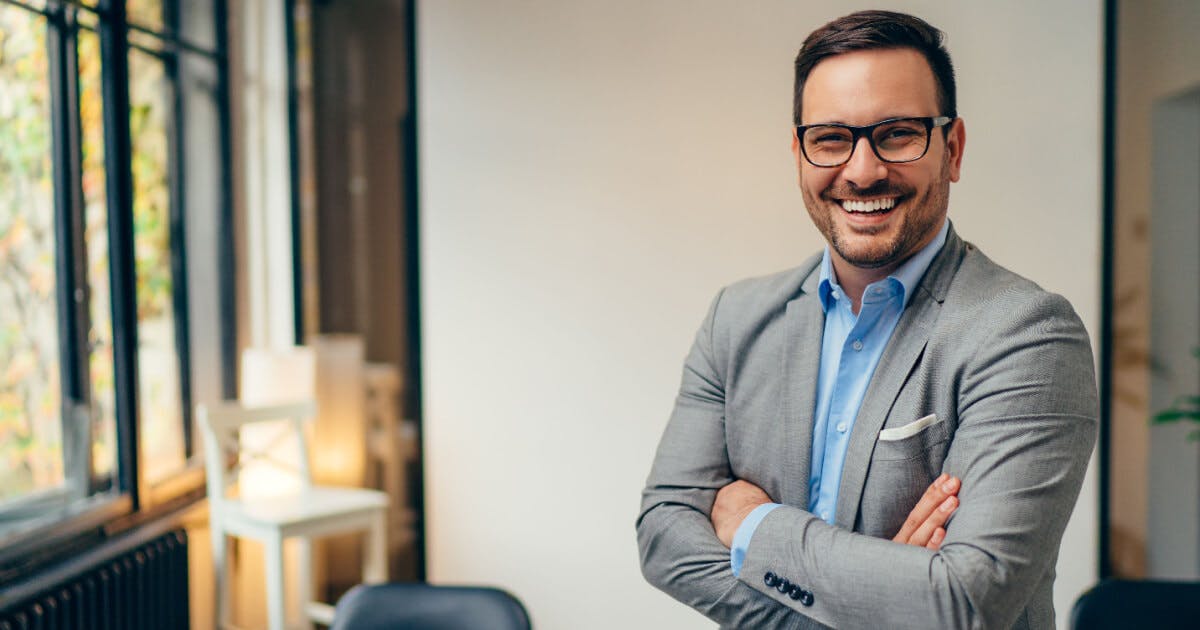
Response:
[636,285,1097,629]
[710,474,961,551]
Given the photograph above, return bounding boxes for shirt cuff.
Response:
[730,503,780,577]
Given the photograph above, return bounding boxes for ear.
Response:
[791,128,804,177]
[944,118,966,182]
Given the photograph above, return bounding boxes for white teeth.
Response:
[841,197,897,213]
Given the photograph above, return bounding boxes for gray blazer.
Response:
[637,225,1097,629]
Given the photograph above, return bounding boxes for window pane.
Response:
[179,0,218,53]
[0,7,63,501]
[5,1,48,11]
[78,29,117,485]
[126,0,163,33]
[180,52,226,419]
[128,47,184,483]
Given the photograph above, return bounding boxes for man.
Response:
[636,10,1097,629]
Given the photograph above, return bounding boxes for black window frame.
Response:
[0,0,234,583]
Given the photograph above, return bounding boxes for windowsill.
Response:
[105,464,207,538]
[0,499,200,612]
[139,464,206,511]
[0,493,130,587]
[0,462,208,589]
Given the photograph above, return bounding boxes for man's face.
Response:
[794,47,965,271]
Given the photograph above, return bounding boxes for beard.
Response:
[802,156,951,270]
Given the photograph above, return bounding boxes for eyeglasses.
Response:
[796,116,954,167]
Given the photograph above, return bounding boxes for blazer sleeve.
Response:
[636,289,806,628]
[736,291,1098,629]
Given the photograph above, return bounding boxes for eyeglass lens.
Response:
[802,119,930,166]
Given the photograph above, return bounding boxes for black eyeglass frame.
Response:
[795,115,955,167]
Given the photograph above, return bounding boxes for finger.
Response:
[907,495,957,547]
[894,476,959,544]
[925,527,946,550]
[892,474,943,542]
[893,474,957,542]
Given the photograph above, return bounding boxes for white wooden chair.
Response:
[199,400,388,630]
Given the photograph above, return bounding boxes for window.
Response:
[0,0,232,571]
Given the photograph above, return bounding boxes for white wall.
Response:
[417,2,1103,628]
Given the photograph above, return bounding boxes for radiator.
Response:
[0,529,190,630]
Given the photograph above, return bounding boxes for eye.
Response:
[880,127,921,141]
[808,129,851,145]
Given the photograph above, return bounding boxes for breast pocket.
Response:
[874,413,950,460]
[857,414,953,537]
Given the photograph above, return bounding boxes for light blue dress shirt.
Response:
[730,219,949,576]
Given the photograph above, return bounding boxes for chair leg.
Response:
[211,528,229,630]
[265,533,287,630]
[363,510,387,583]
[296,537,314,630]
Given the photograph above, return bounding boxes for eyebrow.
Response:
[800,114,929,126]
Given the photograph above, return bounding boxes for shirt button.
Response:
[836,423,847,433]
[821,511,830,521]
[852,340,863,351]
[872,287,884,295]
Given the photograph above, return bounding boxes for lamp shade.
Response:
[310,335,366,487]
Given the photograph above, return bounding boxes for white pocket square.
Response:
[878,414,939,441]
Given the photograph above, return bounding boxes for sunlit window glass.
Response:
[0,6,63,501]
[128,47,184,483]
[0,0,229,560]
[78,28,117,484]
[126,0,163,32]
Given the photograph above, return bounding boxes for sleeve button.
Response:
[800,590,815,607]
[763,572,778,588]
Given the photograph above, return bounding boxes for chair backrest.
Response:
[330,583,532,630]
[1071,578,1200,629]
[197,400,317,506]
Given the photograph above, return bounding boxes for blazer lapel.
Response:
[833,226,967,528]
[779,263,824,509]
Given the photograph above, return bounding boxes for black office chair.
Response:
[330,582,532,630]
[1070,578,1200,630]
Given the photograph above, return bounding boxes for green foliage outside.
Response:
[0,0,180,501]
[0,7,63,501]
[1152,347,1200,441]
[128,41,185,483]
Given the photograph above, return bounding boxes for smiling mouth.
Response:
[839,197,898,214]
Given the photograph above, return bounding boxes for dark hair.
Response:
[793,10,956,124]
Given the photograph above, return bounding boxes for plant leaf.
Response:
[1153,409,1200,423]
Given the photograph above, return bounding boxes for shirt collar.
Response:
[817,218,950,313]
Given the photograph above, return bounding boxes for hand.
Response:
[711,480,773,548]
[892,473,960,549]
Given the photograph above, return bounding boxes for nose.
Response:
[840,136,889,188]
